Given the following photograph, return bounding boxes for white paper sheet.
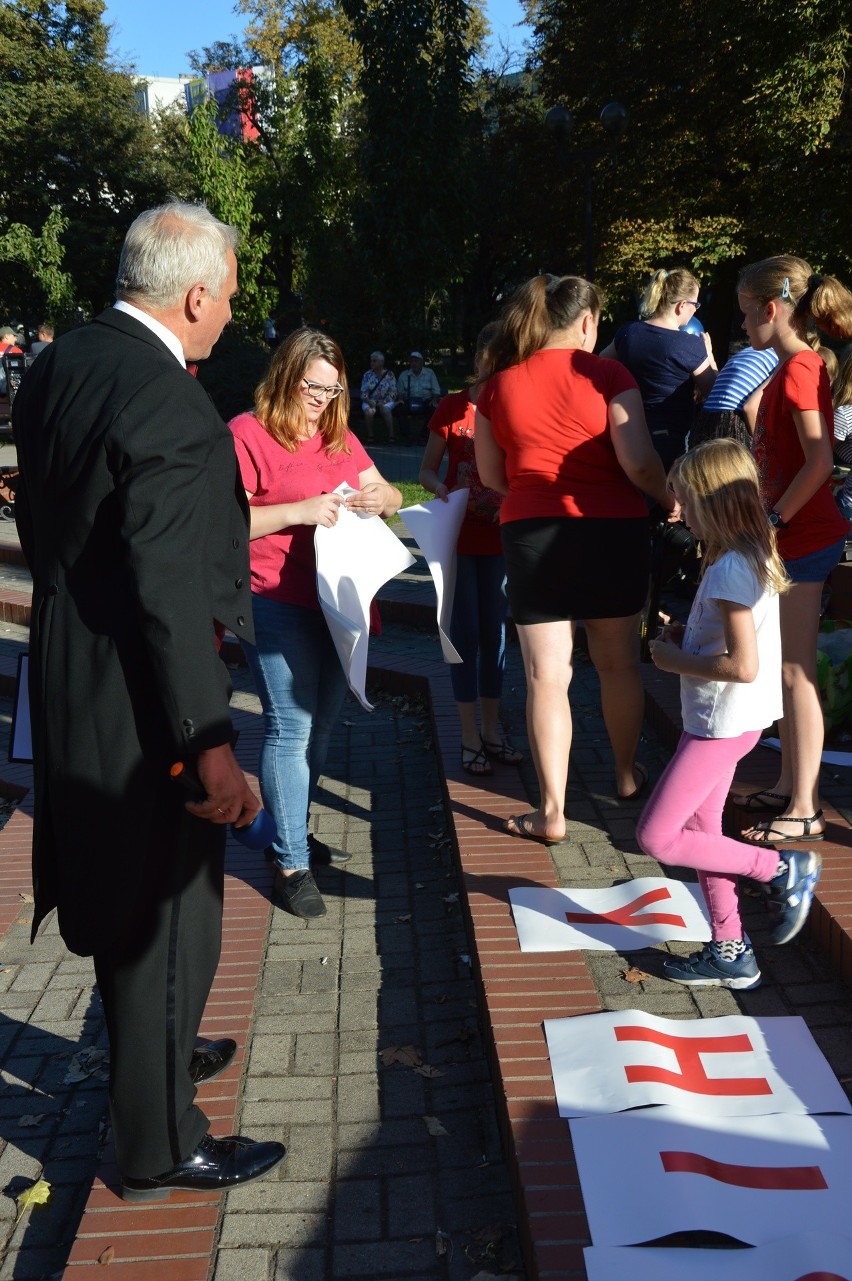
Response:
[315,486,415,710]
[398,490,468,663]
[571,1109,852,1246]
[585,1233,852,1281]
[509,879,711,951]
[545,1010,852,1118]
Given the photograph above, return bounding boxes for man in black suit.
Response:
[13,203,285,1201]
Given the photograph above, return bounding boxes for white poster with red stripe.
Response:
[545,1011,852,1118]
[509,879,711,951]
[570,1110,852,1246]
[584,1233,852,1281]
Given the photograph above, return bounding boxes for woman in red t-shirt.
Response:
[230,329,401,918]
[418,324,523,776]
[736,256,852,848]
[474,274,676,845]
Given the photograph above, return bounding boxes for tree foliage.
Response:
[0,0,175,320]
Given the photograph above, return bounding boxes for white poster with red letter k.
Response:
[509,878,711,951]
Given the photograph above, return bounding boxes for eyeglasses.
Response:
[681,299,701,313]
[301,379,344,400]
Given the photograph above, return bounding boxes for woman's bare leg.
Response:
[743,581,826,838]
[585,612,645,798]
[516,620,574,840]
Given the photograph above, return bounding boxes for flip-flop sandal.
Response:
[742,810,825,845]
[481,737,524,765]
[461,744,493,776]
[503,813,564,846]
[618,761,648,802]
[740,789,791,813]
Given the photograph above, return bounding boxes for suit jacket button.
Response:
[237,615,246,628]
[232,538,240,548]
[235,577,243,589]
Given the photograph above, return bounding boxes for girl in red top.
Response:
[418,324,523,776]
[737,256,852,847]
[475,274,675,845]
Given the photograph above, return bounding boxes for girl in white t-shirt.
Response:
[637,440,821,989]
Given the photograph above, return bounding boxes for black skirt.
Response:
[501,516,651,624]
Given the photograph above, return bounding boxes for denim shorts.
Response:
[784,536,846,584]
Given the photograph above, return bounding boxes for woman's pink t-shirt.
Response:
[229,412,371,609]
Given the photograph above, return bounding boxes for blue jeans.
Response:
[243,595,349,872]
[449,553,508,703]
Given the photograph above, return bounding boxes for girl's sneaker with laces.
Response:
[663,941,762,990]
[768,849,821,946]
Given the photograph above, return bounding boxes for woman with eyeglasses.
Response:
[474,274,676,844]
[600,267,717,469]
[229,328,402,918]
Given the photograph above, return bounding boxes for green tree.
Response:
[529,0,851,342]
[0,0,177,318]
[187,97,276,333]
[340,0,480,351]
[0,206,75,320]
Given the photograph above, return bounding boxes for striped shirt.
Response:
[703,346,778,412]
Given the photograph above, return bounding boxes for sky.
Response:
[102,0,532,79]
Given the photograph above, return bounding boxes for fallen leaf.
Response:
[19,1114,46,1127]
[622,966,651,984]
[435,1227,452,1258]
[415,882,425,889]
[15,1178,51,1223]
[442,892,459,904]
[428,830,445,841]
[423,1115,449,1136]
[98,1246,115,1265]
[379,1045,423,1068]
[18,893,34,903]
[342,720,355,727]
[395,914,412,923]
[414,1064,444,1078]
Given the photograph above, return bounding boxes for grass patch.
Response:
[390,481,432,519]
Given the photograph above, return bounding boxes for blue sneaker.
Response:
[768,849,821,946]
[663,942,762,990]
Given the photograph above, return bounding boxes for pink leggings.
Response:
[636,730,779,941]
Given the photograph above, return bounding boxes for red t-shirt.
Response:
[428,390,503,556]
[477,348,648,522]
[752,349,848,560]
[229,412,372,608]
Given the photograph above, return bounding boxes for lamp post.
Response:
[544,102,629,281]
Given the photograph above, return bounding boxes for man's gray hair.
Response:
[116,202,239,309]
[370,351,384,362]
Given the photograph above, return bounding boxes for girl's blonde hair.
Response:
[737,255,852,348]
[639,267,700,320]
[486,274,605,375]
[669,439,789,595]
[831,347,852,409]
[254,328,351,454]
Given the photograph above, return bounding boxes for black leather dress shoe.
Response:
[189,1037,237,1085]
[308,833,352,865]
[121,1132,286,1202]
[273,867,327,918]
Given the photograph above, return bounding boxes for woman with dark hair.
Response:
[600,267,717,468]
[418,322,522,775]
[230,329,402,917]
[474,274,676,844]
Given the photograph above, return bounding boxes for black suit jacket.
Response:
[13,308,253,955]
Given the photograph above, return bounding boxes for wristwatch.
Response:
[768,509,788,529]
